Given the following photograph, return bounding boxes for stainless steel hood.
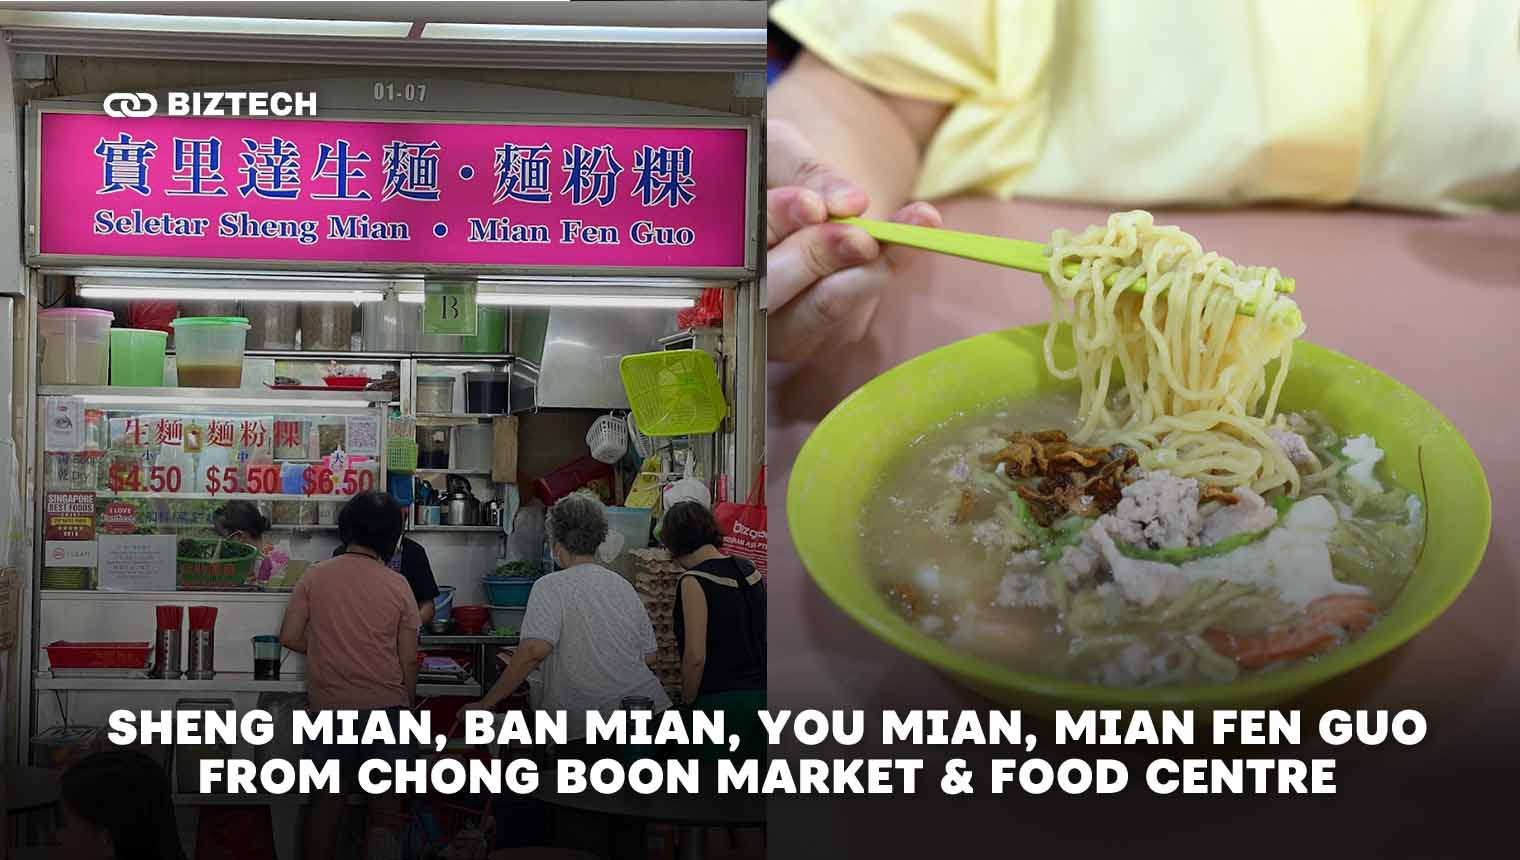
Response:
[516,307,680,410]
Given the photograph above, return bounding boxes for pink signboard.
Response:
[33,112,751,271]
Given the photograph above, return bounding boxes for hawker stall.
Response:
[8,77,760,849]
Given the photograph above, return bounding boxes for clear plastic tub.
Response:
[418,426,451,469]
[605,506,653,554]
[301,304,353,351]
[109,328,167,387]
[246,304,299,350]
[416,376,456,413]
[453,424,493,472]
[171,317,250,388]
[465,371,511,414]
[361,296,418,351]
[38,308,114,384]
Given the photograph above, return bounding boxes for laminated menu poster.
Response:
[44,492,96,541]
[97,497,221,535]
[96,534,177,592]
[107,413,274,494]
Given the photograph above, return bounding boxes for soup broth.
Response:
[861,393,1422,688]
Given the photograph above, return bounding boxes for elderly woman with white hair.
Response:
[464,492,669,741]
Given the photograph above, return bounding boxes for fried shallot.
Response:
[991,432,1139,526]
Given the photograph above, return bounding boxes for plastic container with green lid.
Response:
[39,308,114,384]
[171,316,251,388]
[110,328,168,387]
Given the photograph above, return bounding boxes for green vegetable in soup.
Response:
[1116,495,1295,565]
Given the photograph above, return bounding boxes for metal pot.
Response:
[443,474,480,525]
[444,496,479,526]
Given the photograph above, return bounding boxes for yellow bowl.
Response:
[787,324,1491,712]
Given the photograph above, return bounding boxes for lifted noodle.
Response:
[1042,211,1306,494]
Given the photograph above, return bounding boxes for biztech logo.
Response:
[103,91,318,118]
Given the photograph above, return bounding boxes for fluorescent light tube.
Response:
[80,394,369,409]
[78,286,383,304]
[395,293,695,309]
[422,23,766,45]
[0,12,412,38]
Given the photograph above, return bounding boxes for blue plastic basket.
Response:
[481,577,534,606]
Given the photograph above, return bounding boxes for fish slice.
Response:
[835,217,1295,317]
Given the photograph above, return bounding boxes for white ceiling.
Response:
[0,1,767,71]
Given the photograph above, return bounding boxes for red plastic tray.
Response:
[322,375,372,389]
[46,641,152,670]
[533,455,614,505]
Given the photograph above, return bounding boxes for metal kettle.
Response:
[443,474,480,526]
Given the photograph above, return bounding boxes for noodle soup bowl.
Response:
[788,324,1490,713]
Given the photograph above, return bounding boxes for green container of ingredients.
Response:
[109,328,168,387]
[177,538,258,589]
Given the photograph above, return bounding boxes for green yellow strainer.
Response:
[619,349,727,437]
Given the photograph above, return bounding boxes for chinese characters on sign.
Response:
[39,113,749,268]
[104,134,688,205]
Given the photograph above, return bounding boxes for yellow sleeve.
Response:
[770,0,1058,201]
[771,0,1024,104]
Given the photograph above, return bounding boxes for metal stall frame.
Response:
[9,85,762,766]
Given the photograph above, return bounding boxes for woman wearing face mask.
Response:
[56,750,188,860]
[212,500,277,585]
[461,492,669,744]
[279,491,419,860]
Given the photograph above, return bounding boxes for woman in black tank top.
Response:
[660,501,767,758]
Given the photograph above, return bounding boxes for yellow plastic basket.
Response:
[618,349,727,436]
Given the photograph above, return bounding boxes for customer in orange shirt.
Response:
[279,491,420,860]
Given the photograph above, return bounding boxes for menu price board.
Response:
[107,462,377,497]
[107,463,184,494]
[109,415,273,458]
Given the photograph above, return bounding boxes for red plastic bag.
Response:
[676,287,725,329]
[126,300,177,334]
[713,467,766,578]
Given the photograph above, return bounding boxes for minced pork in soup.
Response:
[861,394,1422,687]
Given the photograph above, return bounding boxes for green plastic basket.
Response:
[387,438,419,474]
[176,538,258,589]
[618,349,727,437]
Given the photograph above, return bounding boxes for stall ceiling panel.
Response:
[0,2,764,28]
[0,3,766,71]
